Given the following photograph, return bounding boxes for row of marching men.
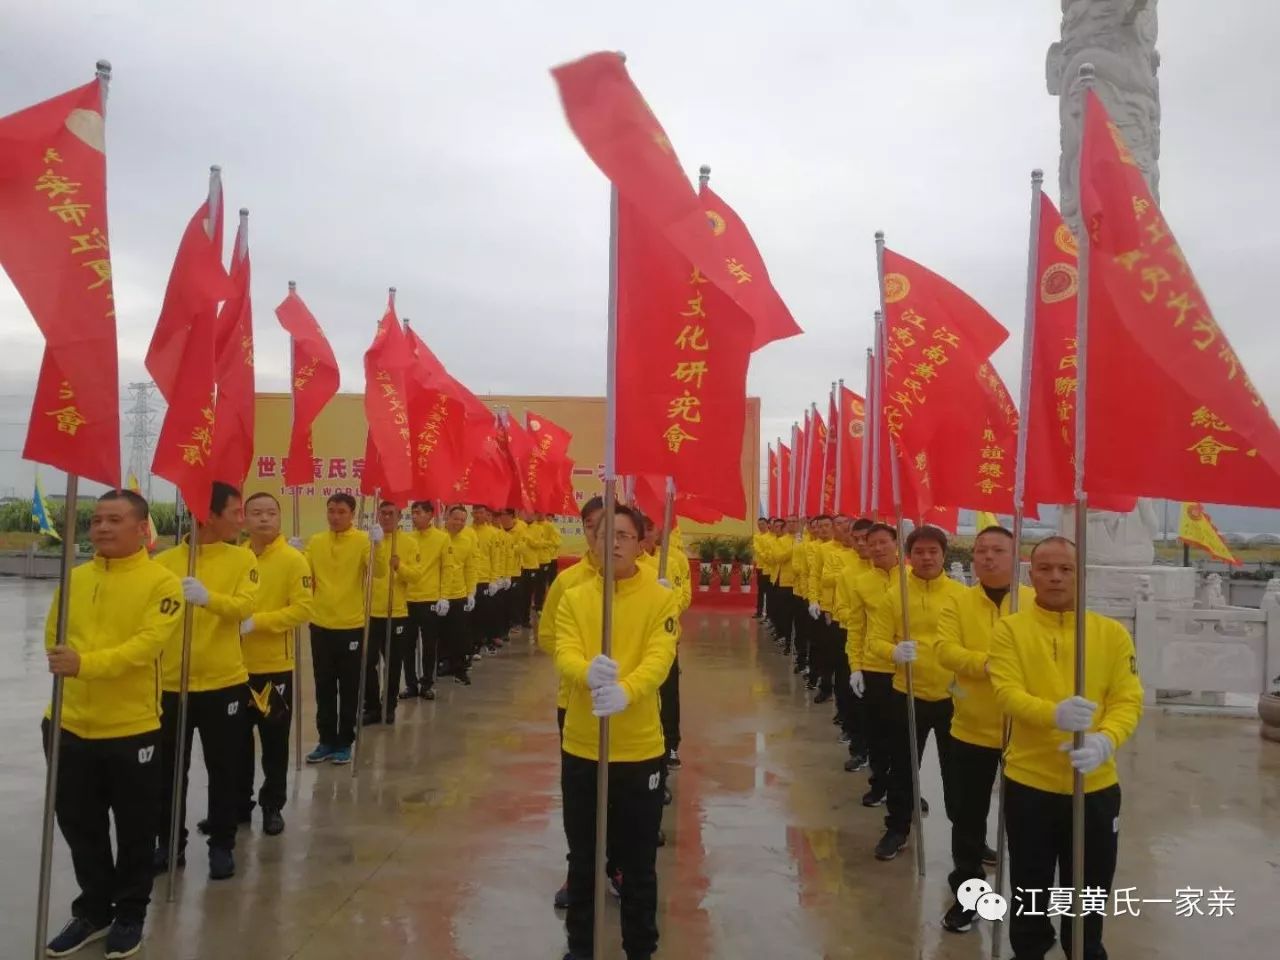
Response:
[36,482,563,960]
[752,514,1144,960]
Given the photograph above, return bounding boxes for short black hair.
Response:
[814,514,833,523]
[851,517,874,532]
[612,503,644,537]
[244,491,279,509]
[447,504,468,518]
[976,524,1014,541]
[411,500,435,513]
[580,495,604,524]
[327,493,356,511]
[1030,535,1076,560]
[906,524,948,553]
[866,522,897,541]
[210,481,241,517]
[378,500,398,512]
[98,488,148,521]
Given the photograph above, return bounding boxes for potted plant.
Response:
[715,540,735,592]
[734,536,754,592]
[696,537,718,592]
[1260,672,1280,743]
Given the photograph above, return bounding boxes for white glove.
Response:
[658,578,671,589]
[586,654,619,689]
[239,618,255,636]
[433,599,450,617]
[1053,695,1098,732]
[1060,732,1114,773]
[591,683,630,717]
[808,601,821,619]
[486,582,499,597]
[288,537,304,550]
[368,524,385,544]
[891,640,917,665]
[464,594,476,612]
[502,577,512,589]
[181,577,210,606]
[850,670,866,698]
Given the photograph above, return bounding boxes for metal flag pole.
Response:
[167,162,222,902]
[867,321,883,518]
[834,379,845,514]
[33,58,111,960]
[352,486,380,778]
[775,437,784,517]
[858,355,871,515]
[287,280,304,773]
[658,477,675,578]
[788,422,799,517]
[1069,64,1096,960]
[593,181,621,959]
[991,167,1044,960]
[819,390,833,514]
[876,230,926,877]
[381,519,398,726]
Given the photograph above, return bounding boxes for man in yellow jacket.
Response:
[791,518,814,682]
[989,536,1143,960]
[639,515,692,772]
[41,489,183,960]
[363,501,421,726]
[238,492,314,838]
[470,505,503,657]
[823,516,863,756]
[806,515,837,702]
[439,505,479,684]
[154,481,258,881]
[762,518,786,639]
[555,504,678,960]
[752,517,771,620]
[770,517,798,654]
[866,524,966,861]
[933,524,1033,933]
[837,521,898,794]
[404,501,448,698]
[304,492,384,766]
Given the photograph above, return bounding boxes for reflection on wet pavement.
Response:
[2,579,1277,958]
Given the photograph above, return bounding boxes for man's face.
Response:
[446,508,467,535]
[244,496,281,541]
[598,514,643,570]
[909,538,945,580]
[473,507,489,525]
[1031,541,1077,611]
[852,529,870,558]
[973,532,1015,588]
[378,503,400,534]
[757,519,769,533]
[327,501,354,532]
[89,497,146,558]
[500,512,514,531]
[641,524,658,554]
[867,531,897,569]
[582,508,604,545]
[411,505,434,531]
[770,520,784,535]
[834,518,851,545]
[207,496,244,543]
[817,518,833,541]
[785,518,799,535]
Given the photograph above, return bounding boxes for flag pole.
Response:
[867,323,883,518]
[352,485,379,778]
[287,280,303,773]
[820,388,834,513]
[381,521,397,726]
[166,163,222,902]
[788,422,799,517]
[658,476,675,579]
[834,380,845,514]
[799,408,812,524]
[1069,64,1095,960]
[593,180,621,958]
[876,230,926,877]
[990,167,1044,960]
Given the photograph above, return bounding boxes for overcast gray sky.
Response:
[2,1,1278,515]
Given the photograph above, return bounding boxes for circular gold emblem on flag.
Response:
[529,418,542,431]
[1053,224,1077,258]
[705,210,727,236]
[849,420,865,439]
[1040,263,1078,304]
[883,273,910,304]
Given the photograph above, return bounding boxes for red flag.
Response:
[403,326,468,502]
[821,393,838,513]
[634,474,725,525]
[499,415,536,512]
[149,176,231,524]
[210,213,254,486]
[0,77,120,486]
[805,409,827,515]
[836,386,866,515]
[526,411,574,514]
[1079,90,1280,506]
[921,505,958,534]
[878,248,1010,516]
[778,442,792,515]
[453,417,517,508]
[275,286,339,488]
[615,200,752,519]
[768,445,779,515]
[699,184,802,350]
[552,52,799,351]
[362,294,414,498]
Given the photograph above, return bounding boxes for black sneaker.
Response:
[666,749,681,770]
[861,788,886,807]
[553,881,571,909]
[805,677,818,690]
[103,920,144,959]
[792,662,806,675]
[454,675,471,686]
[46,917,109,957]
[262,808,285,836]
[152,846,185,874]
[420,688,437,700]
[838,732,852,744]
[814,690,831,704]
[208,846,235,881]
[982,845,998,866]
[942,900,976,933]
[662,786,672,806]
[843,754,867,772]
[397,689,418,701]
[361,710,383,726]
[874,830,908,861]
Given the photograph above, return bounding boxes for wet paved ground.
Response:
[2,576,1278,959]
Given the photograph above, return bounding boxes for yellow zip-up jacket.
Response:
[752,531,771,571]
[496,525,518,578]
[556,565,679,762]
[370,533,422,618]
[828,551,870,622]
[759,533,780,579]
[817,541,852,614]
[989,605,1143,794]
[534,521,558,565]
[838,565,898,674]
[538,554,599,709]
[44,549,183,740]
[471,523,496,584]
[515,519,540,571]
[792,538,811,600]
[771,534,794,586]
[155,541,257,692]
[406,527,449,602]
[934,583,1036,749]
[866,571,966,701]
[441,530,478,601]
[306,528,382,630]
[804,538,827,604]
[242,536,314,675]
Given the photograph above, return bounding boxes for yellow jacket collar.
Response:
[94,547,151,572]
[1031,601,1076,629]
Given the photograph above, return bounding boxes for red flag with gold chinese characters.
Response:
[453,417,518,509]
[0,77,119,486]
[778,442,791,515]
[403,325,471,501]
[275,287,339,489]
[526,411,574,514]
[498,415,536,512]
[836,386,866,515]
[821,393,838,513]
[805,409,827,515]
[149,180,232,524]
[615,201,752,519]
[878,248,1011,515]
[210,214,254,487]
[1080,90,1280,506]
[552,52,800,351]
[362,295,414,499]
